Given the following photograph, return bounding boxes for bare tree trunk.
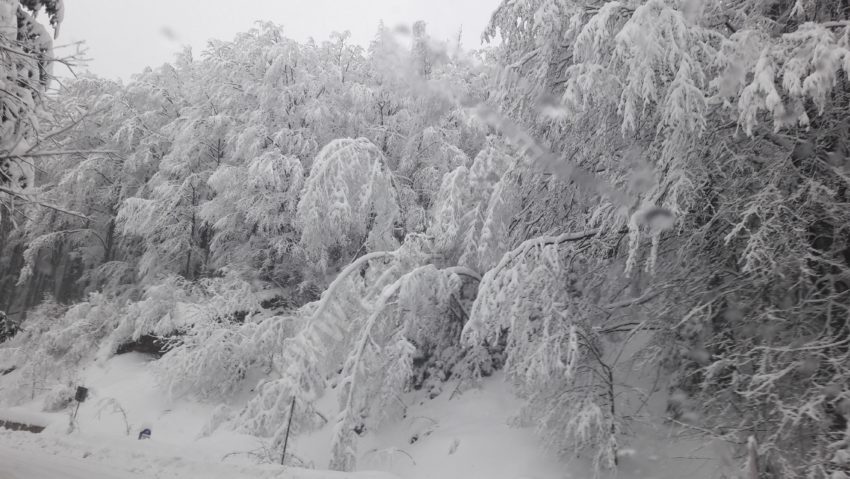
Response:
[52,241,66,300]
[103,217,115,263]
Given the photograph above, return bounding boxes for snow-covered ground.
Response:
[0,445,139,479]
[297,376,568,479]
[0,438,394,479]
[0,352,728,479]
[0,353,569,478]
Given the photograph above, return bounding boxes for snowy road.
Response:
[0,445,140,479]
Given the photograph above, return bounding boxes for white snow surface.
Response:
[0,353,568,478]
[0,354,392,478]
[0,352,727,478]
[0,439,393,479]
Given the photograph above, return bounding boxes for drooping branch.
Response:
[442,265,481,282]
[0,149,116,160]
[0,186,89,220]
[304,250,396,328]
[331,264,431,471]
[602,288,661,311]
[29,106,107,150]
[489,229,600,278]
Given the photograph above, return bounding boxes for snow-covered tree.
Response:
[478,0,850,476]
[296,138,400,274]
[329,261,470,470]
[237,249,404,456]
[0,0,64,208]
[430,139,514,269]
[201,151,304,283]
[156,274,265,399]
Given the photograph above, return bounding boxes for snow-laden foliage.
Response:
[238,250,400,453]
[234,233,475,469]
[0,0,66,224]
[479,0,850,476]
[0,294,119,404]
[296,138,399,273]
[461,230,625,469]
[201,151,304,280]
[429,139,515,268]
[3,3,850,478]
[330,262,468,470]
[155,275,265,399]
[398,126,469,208]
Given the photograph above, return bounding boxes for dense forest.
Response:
[1,0,850,478]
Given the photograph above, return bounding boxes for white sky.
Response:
[58,0,503,80]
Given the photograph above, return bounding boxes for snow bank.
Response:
[0,407,50,428]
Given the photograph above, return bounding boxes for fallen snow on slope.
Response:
[296,375,570,478]
[0,352,729,479]
[0,353,571,478]
[0,353,394,478]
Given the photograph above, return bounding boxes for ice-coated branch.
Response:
[305,250,396,328]
[489,229,600,278]
[330,264,434,470]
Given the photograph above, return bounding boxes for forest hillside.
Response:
[1,1,850,478]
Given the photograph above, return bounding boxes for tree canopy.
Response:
[1,3,850,478]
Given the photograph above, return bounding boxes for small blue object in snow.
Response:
[138,428,151,440]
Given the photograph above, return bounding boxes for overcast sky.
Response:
[58,0,503,80]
